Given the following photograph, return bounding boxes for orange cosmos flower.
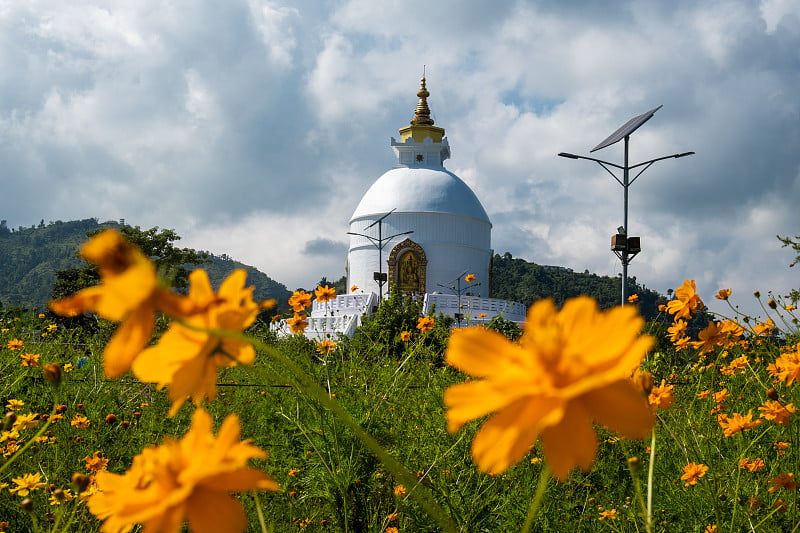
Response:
[288,290,313,312]
[71,414,91,428]
[416,316,435,333]
[693,322,729,354]
[715,289,731,300]
[87,409,278,533]
[314,285,336,302]
[752,319,776,336]
[6,339,23,350]
[598,509,619,520]
[400,331,412,342]
[666,279,704,320]
[85,452,109,473]
[713,389,730,404]
[759,400,796,426]
[316,340,337,355]
[648,380,675,411]
[768,473,799,492]
[393,484,407,497]
[681,462,708,486]
[350,285,358,292]
[718,410,762,437]
[465,274,476,283]
[720,356,748,376]
[287,313,309,334]
[667,320,687,342]
[444,297,654,479]
[627,294,639,303]
[770,345,800,385]
[738,458,765,472]
[49,230,203,378]
[674,336,692,351]
[20,353,40,367]
[132,269,259,417]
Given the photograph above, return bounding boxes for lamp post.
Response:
[347,208,413,304]
[438,271,482,328]
[558,105,694,306]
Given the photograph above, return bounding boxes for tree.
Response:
[778,234,800,303]
[51,225,210,300]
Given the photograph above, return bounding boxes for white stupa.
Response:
[285,78,526,339]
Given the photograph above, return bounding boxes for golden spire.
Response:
[399,75,445,143]
[410,77,435,126]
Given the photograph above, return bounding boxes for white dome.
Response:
[350,167,490,224]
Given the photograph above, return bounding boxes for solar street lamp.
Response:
[558,106,694,306]
[347,208,413,304]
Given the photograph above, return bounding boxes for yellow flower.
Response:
[400,331,412,342]
[705,526,718,533]
[63,363,74,373]
[393,484,407,497]
[444,297,653,479]
[9,473,47,496]
[465,274,476,283]
[85,451,109,473]
[287,313,309,334]
[5,399,24,411]
[132,270,259,417]
[88,409,278,533]
[738,457,765,472]
[71,414,91,428]
[752,319,776,336]
[416,316,435,333]
[316,340,337,355]
[314,285,337,302]
[681,462,708,486]
[49,230,203,378]
[288,290,313,312]
[627,294,639,303]
[350,285,358,292]
[715,289,731,300]
[598,509,618,520]
[12,414,38,430]
[787,304,796,311]
[20,353,40,367]
[288,469,300,477]
[693,322,728,354]
[666,279,704,320]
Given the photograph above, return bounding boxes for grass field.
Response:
[1,244,799,532]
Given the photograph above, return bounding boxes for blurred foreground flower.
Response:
[133,270,259,416]
[88,409,278,533]
[444,296,653,479]
[49,230,206,378]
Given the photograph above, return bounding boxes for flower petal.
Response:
[542,402,598,480]
[580,380,653,439]
[103,305,154,378]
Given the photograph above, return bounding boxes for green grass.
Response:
[0,300,799,532]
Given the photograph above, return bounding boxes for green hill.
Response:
[490,252,667,321]
[0,218,291,311]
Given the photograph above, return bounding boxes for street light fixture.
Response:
[558,105,694,306]
[347,208,413,304]
[437,271,482,328]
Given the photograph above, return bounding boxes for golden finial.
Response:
[410,76,435,126]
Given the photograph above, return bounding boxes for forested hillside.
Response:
[0,219,291,311]
[490,252,667,321]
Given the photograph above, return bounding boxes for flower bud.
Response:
[20,498,34,512]
[767,388,780,400]
[105,414,117,424]
[768,299,777,309]
[753,290,761,298]
[71,473,91,493]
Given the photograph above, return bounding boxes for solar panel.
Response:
[590,105,662,152]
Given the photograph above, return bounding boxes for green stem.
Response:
[253,491,269,533]
[0,406,56,478]
[646,428,656,533]
[521,465,551,533]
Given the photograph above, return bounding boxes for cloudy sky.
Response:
[1,0,798,319]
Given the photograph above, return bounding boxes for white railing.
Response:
[422,294,526,321]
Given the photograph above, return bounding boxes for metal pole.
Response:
[377,219,383,301]
[622,135,629,307]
